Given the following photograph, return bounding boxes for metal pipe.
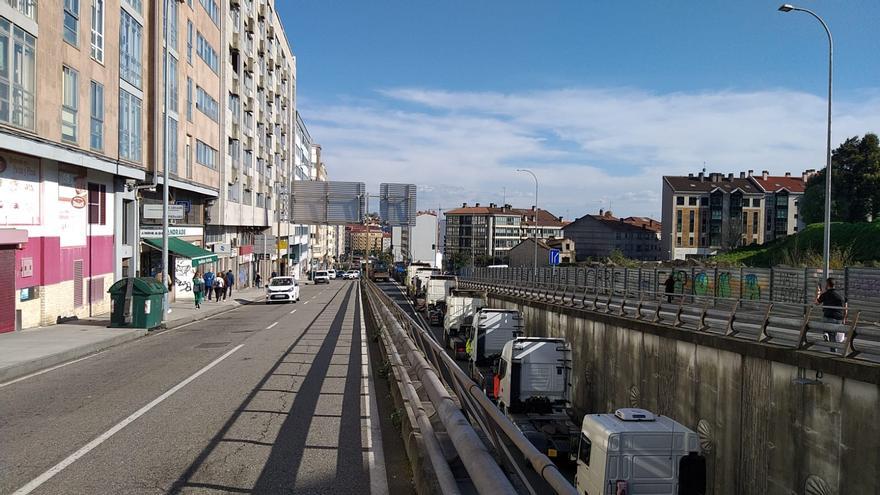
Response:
[366,290,460,495]
[160,0,172,320]
[516,169,538,275]
[371,287,517,495]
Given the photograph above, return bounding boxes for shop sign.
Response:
[140,226,204,239]
[211,242,232,257]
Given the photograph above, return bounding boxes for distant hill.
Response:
[713,221,880,267]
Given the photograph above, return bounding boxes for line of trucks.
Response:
[401,262,707,494]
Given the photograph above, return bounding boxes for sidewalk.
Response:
[0,287,266,384]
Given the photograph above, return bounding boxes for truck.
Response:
[405,262,433,297]
[575,408,706,495]
[495,337,580,464]
[467,309,524,394]
[425,274,458,310]
[370,261,391,282]
[443,289,486,359]
[410,267,440,301]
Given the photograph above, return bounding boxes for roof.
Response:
[510,208,564,227]
[511,238,552,251]
[664,174,761,194]
[621,216,662,232]
[565,213,661,234]
[751,175,807,193]
[144,237,219,266]
[444,206,516,215]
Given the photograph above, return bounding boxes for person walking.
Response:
[663,274,676,304]
[192,271,205,309]
[255,273,262,288]
[225,270,235,298]
[213,275,225,302]
[817,278,847,346]
[204,270,215,301]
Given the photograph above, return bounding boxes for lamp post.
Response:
[778,3,833,280]
[516,169,539,278]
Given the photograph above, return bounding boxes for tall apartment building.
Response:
[511,206,564,241]
[662,170,816,260]
[0,0,148,331]
[209,0,300,284]
[346,224,383,257]
[410,211,438,265]
[309,142,337,269]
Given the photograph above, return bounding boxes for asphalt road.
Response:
[0,281,398,495]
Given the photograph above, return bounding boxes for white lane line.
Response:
[11,344,245,495]
[359,287,389,495]
[303,301,309,305]
[266,322,278,329]
[290,309,298,314]
[0,351,110,389]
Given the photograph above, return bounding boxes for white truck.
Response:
[495,337,580,464]
[425,275,458,310]
[410,268,440,302]
[575,408,706,495]
[467,309,524,395]
[405,262,432,297]
[442,289,486,359]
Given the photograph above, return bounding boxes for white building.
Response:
[411,211,438,265]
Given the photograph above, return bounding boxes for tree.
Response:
[802,133,880,224]
[447,251,471,271]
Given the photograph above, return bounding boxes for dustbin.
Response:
[107,277,168,329]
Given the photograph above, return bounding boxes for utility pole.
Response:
[160,0,175,320]
[517,169,539,278]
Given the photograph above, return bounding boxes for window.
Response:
[167,54,178,112]
[88,182,106,225]
[753,211,759,235]
[195,139,217,168]
[195,85,219,121]
[64,0,79,46]
[90,0,105,62]
[6,0,37,19]
[119,90,142,162]
[89,81,103,150]
[122,0,141,14]
[676,196,685,206]
[227,181,239,203]
[0,19,36,130]
[186,77,192,121]
[196,32,219,73]
[120,10,143,88]
[753,198,761,207]
[688,197,697,206]
[186,21,193,64]
[676,236,682,246]
[688,210,694,232]
[199,0,219,26]
[676,210,683,232]
[165,0,177,50]
[61,66,78,142]
[166,117,177,174]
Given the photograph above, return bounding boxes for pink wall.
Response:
[15,235,114,289]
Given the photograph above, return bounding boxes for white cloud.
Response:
[300,87,880,219]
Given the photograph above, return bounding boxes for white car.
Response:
[347,270,360,279]
[328,269,337,280]
[266,276,300,304]
[313,270,330,284]
[341,270,352,280]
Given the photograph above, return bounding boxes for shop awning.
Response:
[144,237,219,267]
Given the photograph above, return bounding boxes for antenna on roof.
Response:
[702,162,707,174]
[502,186,506,205]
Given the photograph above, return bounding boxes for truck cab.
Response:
[466,309,524,396]
[576,408,706,495]
[405,262,432,296]
[443,289,487,358]
[495,337,579,462]
[425,275,458,310]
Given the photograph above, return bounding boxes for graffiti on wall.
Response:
[674,270,689,295]
[694,271,710,296]
[744,274,762,300]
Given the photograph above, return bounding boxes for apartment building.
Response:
[0,0,148,331]
[443,203,520,262]
[309,142,337,269]
[563,211,662,261]
[346,224,383,256]
[662,172,766,260]
[209,0,299,284]
[411,211,438,265]
[750,169,814,241]
[511,206,564,241]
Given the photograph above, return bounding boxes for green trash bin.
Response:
[107,277,168,329]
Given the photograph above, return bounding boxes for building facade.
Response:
[662,172,766,260]
[750,170,814,241]
[346,224,383,257]
[410,211,438,264]
[563,211,661,261]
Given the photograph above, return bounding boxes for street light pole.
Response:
[516,169,539,278]
[160,0,173,321]
[778,4,833,280]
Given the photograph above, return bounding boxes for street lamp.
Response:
[516,169,539,277]
[778,3,834,280]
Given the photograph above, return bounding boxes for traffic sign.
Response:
[549,248,561,266]
[143,204,185,220]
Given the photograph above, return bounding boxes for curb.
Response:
[0,295,265,385]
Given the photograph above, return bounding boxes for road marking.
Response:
[11,344,245,495]
[303,301,309,305]
[359,287,389,495]
[290,309,297,314]
[0,351,109,389]
[266,322,278,329]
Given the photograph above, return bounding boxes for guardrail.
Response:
[363,281,578,495]
[460,276,880,363]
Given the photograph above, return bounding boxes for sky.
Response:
[277,0,880,220]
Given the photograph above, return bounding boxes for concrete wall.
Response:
[487,293,880,495]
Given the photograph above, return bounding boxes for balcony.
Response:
[231,121,240,139]
[230,74,240,94]
[230,34,240,50]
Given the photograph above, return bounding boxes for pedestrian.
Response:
[271,271,277,279]
[204,270,215,301]
[225,269,235,298]
[816,278,847,346]
[213,275,225,302]
[663,274,676,304]
[192,271,205,309]
[255,273,262,288]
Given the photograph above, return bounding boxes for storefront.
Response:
[0,229,28,333]
[141,231,217,301]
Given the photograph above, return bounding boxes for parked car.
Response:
[266,276,300,304]
[342,270,354,280]
[347,270,360,279]
[313,270,330,284]
[328,269,337,280]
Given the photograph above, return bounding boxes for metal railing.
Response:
[363,281,578,495]
[460,276,880,363]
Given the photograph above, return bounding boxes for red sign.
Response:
[239,244,254,255]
